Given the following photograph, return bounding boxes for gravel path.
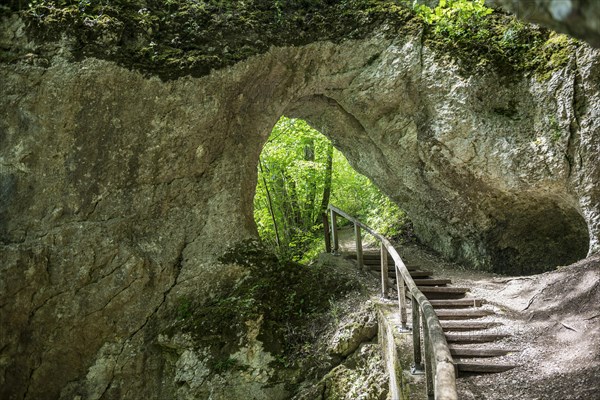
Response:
[335,229,600,399]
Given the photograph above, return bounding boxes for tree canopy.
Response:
[254,117,408,262]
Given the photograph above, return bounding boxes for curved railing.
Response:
[325,205,457,400]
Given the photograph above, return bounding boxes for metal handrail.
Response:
[326,205,458,400]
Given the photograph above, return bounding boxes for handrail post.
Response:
[411,296,424,374]
[330,209,339,254]
[322,213,331,253]
[354,223,364,270]
[325,205,457,399]
[397,267,409,332]
[380,242,389,298]
[422,317,434,399]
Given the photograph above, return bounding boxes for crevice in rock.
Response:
[98,341,126,400]
[566,55,584,178]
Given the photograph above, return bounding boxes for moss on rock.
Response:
[418,6,579,80]
[164,240,362,375]
[2,1,579,81]
[7,0,415,80]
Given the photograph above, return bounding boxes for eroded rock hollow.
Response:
[1,3,599,399]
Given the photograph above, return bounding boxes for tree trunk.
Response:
[317,142,334,224]
[259,160,281,248]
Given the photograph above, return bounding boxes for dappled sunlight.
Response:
[253,116,407,263]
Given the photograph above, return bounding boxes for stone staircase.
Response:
[344,250,519,377]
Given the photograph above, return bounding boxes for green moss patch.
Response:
[166,240,362,372]
[414,1,579,80]
[10,0,416,80]
[4,1,578,82]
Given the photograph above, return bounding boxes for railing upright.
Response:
[323,213,332,253]
[411,296,424,373]
[325,205,457,400]
[354,223,364,270]
[380,242,389,298]
[397,268,409,332]
[330,209,339,254]
[423,316,434,398]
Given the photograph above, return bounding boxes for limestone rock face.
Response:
[487,0,600,47]
[328,306,378,358]
[293,344,388,400]
[1,14,600,400]
[286,41,598,274]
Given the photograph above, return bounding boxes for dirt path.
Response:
[337,232,600,399]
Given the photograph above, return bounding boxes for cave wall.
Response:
[487,0,600,48]
[1,15,600,400]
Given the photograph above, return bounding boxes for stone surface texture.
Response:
[1,10,600,400]
[487,0,600,47]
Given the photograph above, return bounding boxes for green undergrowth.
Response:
[168,240,363,372]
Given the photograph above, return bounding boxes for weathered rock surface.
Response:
[487,0,600,47]
[293,343,388,400]
[328,306,378,358]
[1,6,600,400]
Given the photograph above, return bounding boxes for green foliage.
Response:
[254,116,410,262]
[414,0,492,29]
[364,195,410,240]
[254,117,333,262]
[412,0,578,79]
[173,240,361,363]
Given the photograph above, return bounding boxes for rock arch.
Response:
[1,24,599,399]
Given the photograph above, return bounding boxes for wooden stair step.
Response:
[418,286,468,294]
[409,270,433,278]
[344,252,392,260]
[435,309,494,320]
[418,287,468,299]
[364,259,394,266]
[364,255,393,261]
[456,362,518,374]
[364,260,422,269]
[413,278,452,286]
[358,253,419,266]
[440,321,500,331]
[431,299,483,308]
[423,292,467,300]
[344,252,423,270]
[445,333,510,344]
[368,264,417,272]
[448,346,517,358]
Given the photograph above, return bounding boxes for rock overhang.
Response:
[2,2,600,398]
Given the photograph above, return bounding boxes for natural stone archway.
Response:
[1,13,600,400]
[282,48,596,274]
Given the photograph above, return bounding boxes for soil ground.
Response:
[336,225,600,399]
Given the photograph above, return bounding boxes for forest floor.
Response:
[337,225,600,399]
